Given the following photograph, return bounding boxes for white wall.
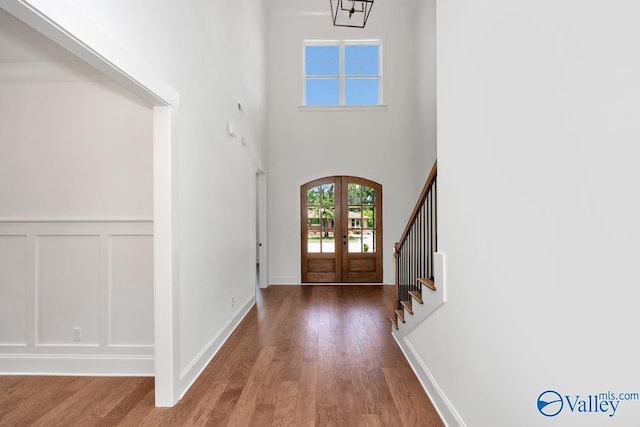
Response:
[23,0,269,398]
[406,1,640,425]
[0,63,152,219]
[413,0,437,173]
[267,5,426,285]
[0,59,155,373]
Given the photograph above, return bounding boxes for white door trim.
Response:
[255,169,268,289]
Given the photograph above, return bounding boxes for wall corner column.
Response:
[153,105,180,407]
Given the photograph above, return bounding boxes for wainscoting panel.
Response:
[109,235,154,346]
[0,235,28,345]
[0,220,154,375]
[37,235,101,345]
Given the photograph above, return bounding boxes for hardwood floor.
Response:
[0,285,444,426]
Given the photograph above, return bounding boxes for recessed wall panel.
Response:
[37,235,100,345]
[0,235,27,344]
[109,235,154,346]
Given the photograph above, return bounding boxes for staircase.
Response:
[391,162,445,334]
[391,277,432,328]
[390,266,446,336]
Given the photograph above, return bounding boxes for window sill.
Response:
[298,105,388,112]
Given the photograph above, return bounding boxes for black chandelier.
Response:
[330,0,374,28]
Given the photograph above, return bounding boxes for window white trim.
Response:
[303,39,382,107]
[298,105,388,112]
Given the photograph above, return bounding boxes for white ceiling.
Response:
[0,8,77,64]
[0,1,416,64]
[265,0,326,12]
[265,0,417,15]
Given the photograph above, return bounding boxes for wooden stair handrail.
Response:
[397,161,437,249]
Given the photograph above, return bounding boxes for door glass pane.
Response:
[307,206,320,223]
[348,205,361,253]
[363,205,375,253]
[306,183,337,254]
[363,206,375,231]
[362,213,370,232]
[320,185,335,254]
[347,183,376,254]
[306,205,320,253]
[322,206,335,230]
[307,230,320,253]
[362,185,376,205]
[321,183,335,205]
[321,230,335,253]
[348,207,361,232]
[348,233,362,253]
[307,187,320,205]
[348,183,361,204]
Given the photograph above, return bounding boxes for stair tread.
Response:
[408,291,423,304]
[394,309,405,322]
[400,300,413,314]
[390,316,398,330]
[417,277,436,291]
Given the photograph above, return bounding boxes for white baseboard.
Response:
[265,281,395,286]
[0,354,154,376]
[392,334,466,427]
[178,294,256,399]
[268,276,300,285]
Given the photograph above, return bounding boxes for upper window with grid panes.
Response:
[304,41,381,106]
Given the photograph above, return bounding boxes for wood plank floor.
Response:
[0,285,444,426]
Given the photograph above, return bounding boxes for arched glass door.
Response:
[301,176,382,282]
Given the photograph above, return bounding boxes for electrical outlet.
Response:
[231,296,235,307]
[72,327,83,341]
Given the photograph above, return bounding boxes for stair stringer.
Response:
[390,252,465,426]
[392,252,446,338]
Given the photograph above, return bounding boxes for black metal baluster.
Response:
[393,164,437,324]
